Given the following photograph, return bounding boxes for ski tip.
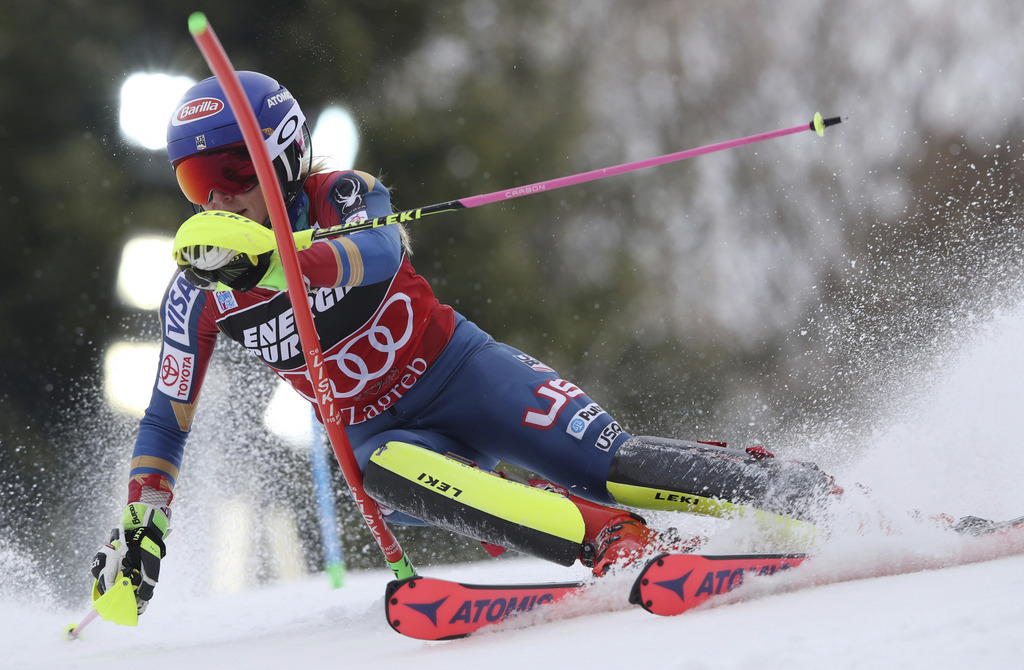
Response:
[811,113,843,136]
[188,12,208,36]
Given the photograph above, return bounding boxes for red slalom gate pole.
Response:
[188,12,414,579]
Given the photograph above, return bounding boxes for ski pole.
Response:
[64,610,99,640]
[310,114,842,241]
[188,13,415,580]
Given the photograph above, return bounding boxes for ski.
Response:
[631,515,1024,618]
[629,552,807,616]
[385,515,1024,640]
[385,576,588,640]
[384,552,807,640]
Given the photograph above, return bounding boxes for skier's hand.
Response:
[91,502,169,615]
[172,210,302,292]
[177,243,280,292]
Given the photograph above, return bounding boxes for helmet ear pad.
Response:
[272,123,312,206]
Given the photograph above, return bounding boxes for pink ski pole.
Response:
[312,113,842,241]
[64,610,99,640]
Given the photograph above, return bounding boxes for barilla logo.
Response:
[172,97,225,126]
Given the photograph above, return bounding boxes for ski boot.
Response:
[527,478,702,576]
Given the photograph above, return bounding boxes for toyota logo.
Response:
[161,355,180,384]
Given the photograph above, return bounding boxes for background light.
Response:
[120,72,196,150]
[263,379,314,448]
[103,341,160,416]
[117,235,177,310]
[311,106,360,170]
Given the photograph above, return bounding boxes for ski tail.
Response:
[951,515,1024,536]
[630,552,808,617]
[385,576,586,640]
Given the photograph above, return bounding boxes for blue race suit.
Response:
[128,170,630,517]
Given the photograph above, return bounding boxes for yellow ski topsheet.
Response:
[607,480,818,549]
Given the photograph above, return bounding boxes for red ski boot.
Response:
[528,479,702,576]
[587,514,659,575]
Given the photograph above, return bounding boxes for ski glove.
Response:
[172,210,311,292]
[178,244,286,292]
[91,503,170,615]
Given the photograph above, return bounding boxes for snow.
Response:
[9,547,1024,670]
[9,295,1024,669]
[11,291,1024,669]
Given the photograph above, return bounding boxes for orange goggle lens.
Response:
[173,143,258,205]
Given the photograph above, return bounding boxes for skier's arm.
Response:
[91,275,217,615]
[175,170,404,292]
[297,170,404,288]
[128,275,218,507]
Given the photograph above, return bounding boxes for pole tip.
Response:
[811,113,843,137]
[188,12,208,36]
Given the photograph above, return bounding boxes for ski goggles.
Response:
[173,142,259,205]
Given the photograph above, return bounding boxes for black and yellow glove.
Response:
[172,210,312,292]
[91,502,170,615]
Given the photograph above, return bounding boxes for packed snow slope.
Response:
[9,549,1024,670]
[9,297,1024,668]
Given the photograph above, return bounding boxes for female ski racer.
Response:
[91,71,840,615]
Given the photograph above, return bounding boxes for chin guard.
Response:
[173,210,277,263]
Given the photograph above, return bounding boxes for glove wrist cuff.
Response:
[121,502,171,540]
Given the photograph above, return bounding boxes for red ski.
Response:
[629,553,807,616]
[384,553,807,639]
[385,576,587,640]
[385,516,1024,640]
[630,516,1024,618]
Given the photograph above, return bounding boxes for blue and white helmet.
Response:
[166,71,311,206]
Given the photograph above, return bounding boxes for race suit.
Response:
[128,170,629,518]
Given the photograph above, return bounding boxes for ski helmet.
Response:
[167,71,311,207]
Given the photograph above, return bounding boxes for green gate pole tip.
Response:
[188,12,208,35]
[326,561,346,589]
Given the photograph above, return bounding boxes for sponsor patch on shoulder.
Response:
[594,421,623,451]
[164,274,201,347]
[329,173,367,219]
[513,353,554,373]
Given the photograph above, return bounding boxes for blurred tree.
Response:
[3,0,1024,590]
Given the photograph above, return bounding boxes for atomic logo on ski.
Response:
[385,576,585,640]
[631,553,808,616]
[653,569,693,602]
[402,596,447,626]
